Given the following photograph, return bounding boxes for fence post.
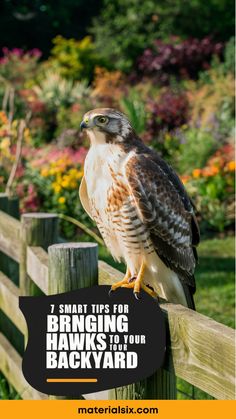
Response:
[0,193,23,354]
[0,193,8,212]
[109,315,177,399]
[20,213,58,298]
[48,243,98,294]
[109,369,176,400]
[48,242,98,399]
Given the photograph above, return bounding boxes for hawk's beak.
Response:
[80,120,87,131]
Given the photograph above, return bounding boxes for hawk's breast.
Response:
[84,144,154,264]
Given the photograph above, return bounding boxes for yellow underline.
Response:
[46,378,98,383]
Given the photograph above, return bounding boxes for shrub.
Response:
[0,47,41,88]
[175,127,219,175]
[16,145,90,238]
[183,144,235,232]
[33,70,90,110]
[48,35,101,81]
[187,69,235,139]
[137,37,224,83]
[90,0,160,72]
[91,0,233,73]
[222,37,235,74]
[91,67,125,107]
[119,88,147,134]
[0,111,32,191]
[145,89,189,141]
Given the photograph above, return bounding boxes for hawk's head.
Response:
[80,108,134,145]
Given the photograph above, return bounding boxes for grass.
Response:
[195,237,235,328]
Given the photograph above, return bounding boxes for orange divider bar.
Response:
[46,378,98,383]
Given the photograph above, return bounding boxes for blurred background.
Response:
[0,0,235,399]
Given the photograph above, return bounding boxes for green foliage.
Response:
[49,35,101,80]
[175,128,218,175]
[90,0,160,72]
[91,0,234,72]
[183,144,235,233]
[119,89,147,134]
[0,374,20,399]
[223,37,235,74]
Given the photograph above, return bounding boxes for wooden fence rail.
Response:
[0,201,235,400]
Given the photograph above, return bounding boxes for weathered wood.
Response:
[99,262,235,400]
[20,213,58,297]
[98,260,123,284]
[162,303,235,400]
[99,261,176,400]
[0,194,20,284]
[0,195,22,358]
[48,243,98,399]
[0,332,47,399]
[48,242,98,294]
[0,210,21,262]
[27,246,49,294]
[109,369,176,400]
[0,271,26,335]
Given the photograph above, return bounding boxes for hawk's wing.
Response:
[125,153,199,294]
[79,176,94,220]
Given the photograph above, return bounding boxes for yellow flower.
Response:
[40,168,50,177]
[58,196,66,204]
[61,178,70,188]
[192,169,201,178]
[69,181,78,189]
[226,161,235,172]
[0,137,10,149]
[49,168,57,176]
[52,182,62,193]
[76,170,84,179]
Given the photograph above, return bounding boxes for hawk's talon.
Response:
[107,263,159,300]
[108,288,114,297]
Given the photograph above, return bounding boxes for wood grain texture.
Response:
[99,263,235,400]
[20,213,58,297]
[162,303,235,400]
[27,246,49,294]
[0,271,26,335]
[48,242,98,294]
[0,332,47,399]
[0,210,21,262]
[48,243,98,400]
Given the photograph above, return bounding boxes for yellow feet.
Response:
[109,268,131,293]
[109,262,158,300]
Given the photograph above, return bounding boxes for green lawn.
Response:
[195,237,235,328]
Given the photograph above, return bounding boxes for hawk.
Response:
[79,108,200,308]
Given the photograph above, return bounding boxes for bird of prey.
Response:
[79,108,200,308]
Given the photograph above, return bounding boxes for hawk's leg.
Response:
[121,262,158,300]
[109,267,131,293]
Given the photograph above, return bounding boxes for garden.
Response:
[0,0,235,400]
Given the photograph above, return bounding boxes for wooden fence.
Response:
[0,193,235,400]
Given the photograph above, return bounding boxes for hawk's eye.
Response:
[97,116,108,124]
